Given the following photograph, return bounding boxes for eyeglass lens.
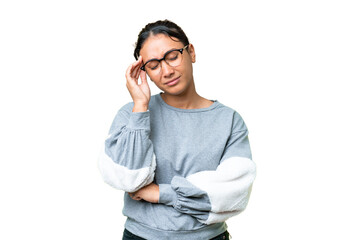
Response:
[145,50,183,73]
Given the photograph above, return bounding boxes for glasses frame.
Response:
[140,45,189,71]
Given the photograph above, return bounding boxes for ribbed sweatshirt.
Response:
[98,92,256,240]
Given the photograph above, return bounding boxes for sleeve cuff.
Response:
[158,184,177,206]
[127,111,150,130]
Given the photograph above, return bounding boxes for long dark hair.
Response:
[133,19,190,60]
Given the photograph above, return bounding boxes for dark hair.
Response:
[133,19,190,60]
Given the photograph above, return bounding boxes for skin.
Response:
[125,33,214,203]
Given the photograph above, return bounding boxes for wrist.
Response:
[158,184,177,206]
[132,103,148,112]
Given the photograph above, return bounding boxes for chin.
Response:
[164,88,190,97]
[159,79,192,96]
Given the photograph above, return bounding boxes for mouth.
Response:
[165,76,180,86]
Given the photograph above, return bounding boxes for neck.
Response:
[161,80,203,109]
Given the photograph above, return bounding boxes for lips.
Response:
[165,77,180,86]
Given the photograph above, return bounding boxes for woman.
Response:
[98,19,256,240]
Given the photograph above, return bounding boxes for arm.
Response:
[158,114,256,225]
[97,103,156,193]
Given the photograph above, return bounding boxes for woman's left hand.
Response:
[128,183,159,203]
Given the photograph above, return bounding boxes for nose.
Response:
[160,60,175,78]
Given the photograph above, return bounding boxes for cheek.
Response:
[148,75,164,89]
[147,73,158,82]
[183,56,193,71]
[182,61,193,76]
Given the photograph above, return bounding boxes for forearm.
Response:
[129,183,159,203]
[158,157,256,224]
[98,110,156,192]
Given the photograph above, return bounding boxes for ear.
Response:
[188,44,196,63]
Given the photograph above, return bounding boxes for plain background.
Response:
[1,0,359,239]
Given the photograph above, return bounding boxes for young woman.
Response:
[98,19,256,240]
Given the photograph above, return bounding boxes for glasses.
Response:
[140,45,189,74]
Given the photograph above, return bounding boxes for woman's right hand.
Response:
[125,56,151,111]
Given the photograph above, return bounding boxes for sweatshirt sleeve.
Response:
[97,103,156,193]
[158,112,256,225]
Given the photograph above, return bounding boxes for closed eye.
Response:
[150,65,159,70]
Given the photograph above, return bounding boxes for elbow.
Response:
[238,184,254,212]
[100,169,155,193]
[97,149,156,192]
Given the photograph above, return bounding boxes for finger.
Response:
[135,56,144,74]
[126,65,139,87]
[130,64,139,79]
[129,194,141,201]
[126,58,141,79]
[126,64,134,81]
[132,56,143,70]
[129,193,137,199]
[133,64,141,80]
[140,70,147,84]
[137,57,147,84]
[137,55,143,66]
[131,63,143,81]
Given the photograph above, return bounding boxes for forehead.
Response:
[139,34,184,60]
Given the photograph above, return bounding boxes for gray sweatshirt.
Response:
[98,92,256,240]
